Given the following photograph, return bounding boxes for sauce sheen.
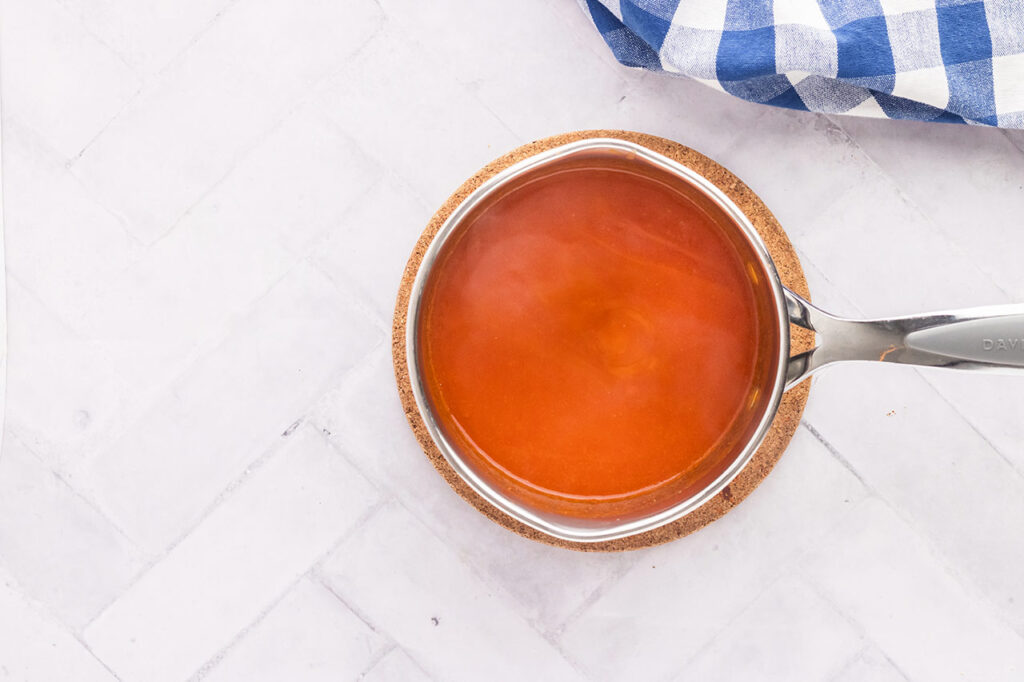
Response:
[418,165,771,502]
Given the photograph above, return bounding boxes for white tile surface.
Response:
[315,22,521,209]
[81,263,382,553]
[804,363,1024,635]
[1,118,135,326]
[674,576,864,682]
[0,436,143,629]
[558,427,867,681]
[310,173,431,321]
[55,0,236,75]
[361,648,432,682]
[0,566,117,682]
[84,426,380,681]
[0,0,140,160]
[202,577,387,682]
[376,0,632,141]
[71,0,382,242]
[3,275,129,472]
[832,646,910,682]
[312,349,639,635]
[318,502,584,682]
[46,106,381,430]
[839,116,1024,300]
[803,499,1024,681]
[4,1,1024,680]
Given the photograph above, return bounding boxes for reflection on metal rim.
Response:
[405,138,791,543]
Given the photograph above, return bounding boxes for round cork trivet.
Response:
[393,130,813,552]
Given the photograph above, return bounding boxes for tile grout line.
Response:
[50,0,139,73]
[793,216,1024,483]
[663,490,881,681]
[301,180,395,335]
[0,272,151,566]
[356,8,529,147]
[119,12,388,252]
[876,490,1024,645]
[186,498,390,681]
[64,0,245,166]
[354,642,398,681]
[797,568,912,682]
[791,500,930,682]
[692,106,774,164]
[825,646,871,682]
[80,415,380,633]
[70,630,127,682]
[823,112,1014,301]
[145,0,246,80]
[8,116,396,480]
[999,128,1024,157]
[307,255,390,336]
[5,268,87,341]
[524,417,868,671]
[69,0,385,251]
[0,564,127,682]
[801,420,871,490]
[313,109,442,214]
[1,114,140,248]
[550,0,645,77]
[18,0,148,213]
[802,419,1024,644]
[309,428,596,680]
[297,164,433,327]
[56,243,389,531]
[542,556,646,677]
[313,570,438,682]
[546,554,642,639]
[667,571,792,681]
[548,413,876,663]
[876,648,913,681]
[66,85,144,167]
[916,370,1024,481]
[4,429,148,564]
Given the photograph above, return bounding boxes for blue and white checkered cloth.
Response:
[581,0,1024,127]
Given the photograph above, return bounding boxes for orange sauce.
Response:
[417,153,780,517]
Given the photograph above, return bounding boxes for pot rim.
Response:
[404,138,791,543]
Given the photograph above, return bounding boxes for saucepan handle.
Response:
[784,289,1024,389]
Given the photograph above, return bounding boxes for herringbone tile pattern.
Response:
[2,1,1024,679]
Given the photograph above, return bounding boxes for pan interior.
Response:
[413,145,783,532]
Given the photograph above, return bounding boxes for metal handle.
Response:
[785,289,1024,389]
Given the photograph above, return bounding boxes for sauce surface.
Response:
[418,160,778,505]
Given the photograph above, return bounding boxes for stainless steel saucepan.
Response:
[402,138,1024,544]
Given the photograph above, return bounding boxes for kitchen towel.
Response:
[581,0,1024,127]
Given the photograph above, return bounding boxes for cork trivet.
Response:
[393,130,813,552]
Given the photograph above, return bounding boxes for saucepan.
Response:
[400,137,1024,544]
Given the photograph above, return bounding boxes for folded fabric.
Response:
[581,0,1024,127]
